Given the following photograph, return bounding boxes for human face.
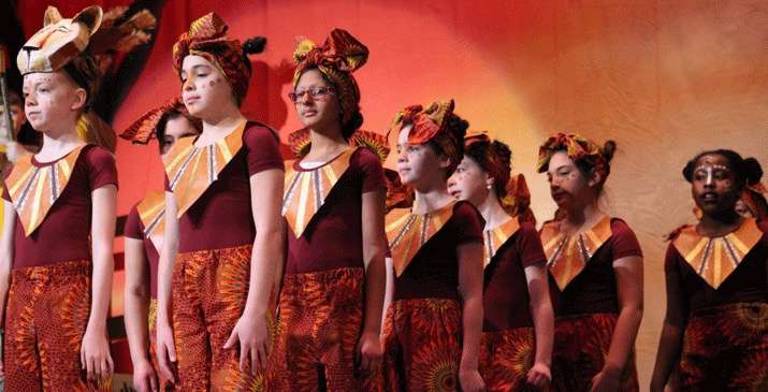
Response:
[160,115,199,156]
[292,69,341,132]
[545,151,593,209]
[448,155,491,206]
[22,71,84,133]
[181,55,235,119]
[690,154,740,217]
[396,125,448,188]
[0,104,26,135]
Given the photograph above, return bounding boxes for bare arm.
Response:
[524,263,554,386]
[223,168,284,373]
[357,189,387,368]
[155,191,179,382]
[457,241,485,391]
[82,185,117,380]
[123,237,151,362]
[650,254,686,392]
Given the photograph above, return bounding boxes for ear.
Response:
[44,6,63,27]
[588,170,603,188]
[72,6,103,36]
[70,87,87,112]
[485,173,495,190]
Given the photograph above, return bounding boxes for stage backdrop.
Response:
[16,0,768,388]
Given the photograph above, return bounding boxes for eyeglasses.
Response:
[288,86,336,103]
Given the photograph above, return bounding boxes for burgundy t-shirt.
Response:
[483,222,547,331]
[4,145,118,269]
[285,148,385,274]
[549,219,643,317]
[124,204,159,298]
[665,221,768,313]
[168,123,284,253]
[394,201,485,301]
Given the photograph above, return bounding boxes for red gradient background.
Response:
[16,0,768,387]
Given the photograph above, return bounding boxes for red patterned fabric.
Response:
[479,327,537,392]
[678,302,768,390]
[171,244,269,391]
[268,267,367,391]
[293,29,368,126]
[3,260,111,391]
[536,132,610,181]
[381,298,463,391]
[172,13,252,102]
[551,313,638,392]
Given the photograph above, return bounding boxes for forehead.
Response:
[397,124,413,144]
[695,154,731,168]
[23,71,66,87]
[182,55,214,71]
[548,150,574,169]
[296,69,329,87]
[165,115,195,133]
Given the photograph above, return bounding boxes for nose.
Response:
[182,78,195,92]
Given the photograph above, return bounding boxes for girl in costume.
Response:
[537,133,643,392]
[651,150,767,391]
[154,13,284,390]
[0,5,116,390]
[383,100,485,392]
[121,99,201,392]
[448,134,554,391]
[269,29,388,391]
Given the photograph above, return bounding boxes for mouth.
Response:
[184,96,201,105]
[551,189,568,202]
[699,192,719,204]
[301,110,318,118]
[27,111,41,118]
[449,189,461,199]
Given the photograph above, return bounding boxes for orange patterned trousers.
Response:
[479,327,537,391]
[171,245,266,391]
[551,312,638,392]
[268,267,366,391]
[3,259,111,391]
[678,302,768,390]
[381,298,463,392]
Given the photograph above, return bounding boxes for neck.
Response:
[202,106,245,135]
[306,125,347,160]
[561,198,602,233]
[38,118,83,156]
[413,182,454,215]
[477,191,511,230]
[698,208,742,236]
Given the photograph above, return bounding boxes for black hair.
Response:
[682,149,763,190]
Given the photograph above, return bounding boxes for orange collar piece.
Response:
[673,218,763,289]
[282,148,356,238]
[163,121,246,217]
[386,202,455,277]
[136,191,166,251]
[541,215,613,290]
[483,217,521,268]
[4,145,86,236]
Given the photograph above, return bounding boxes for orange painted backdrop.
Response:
[16,0,768,387]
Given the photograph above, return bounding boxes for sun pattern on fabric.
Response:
[171,245,266,391]
[4,145,85,236]
[269,268,365,391]
[552,313,639,392]
[482,217,521,268]
[386,203,455,277]
[480,327,535,391]
[164,121,245,218]
[678,303,768,391]
[541,215,612,291]
[282,148,355,238]
[673,218,763,289]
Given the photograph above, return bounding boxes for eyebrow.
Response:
[181,64,212,75]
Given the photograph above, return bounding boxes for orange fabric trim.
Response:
[281,148,355,238]
[136,191,166,251]
[4,145,86,236]
[541,215,612,290]
[483,217,521,268]
[386,202,455,277]
[163,121,245,218]
[673,218,763,289]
